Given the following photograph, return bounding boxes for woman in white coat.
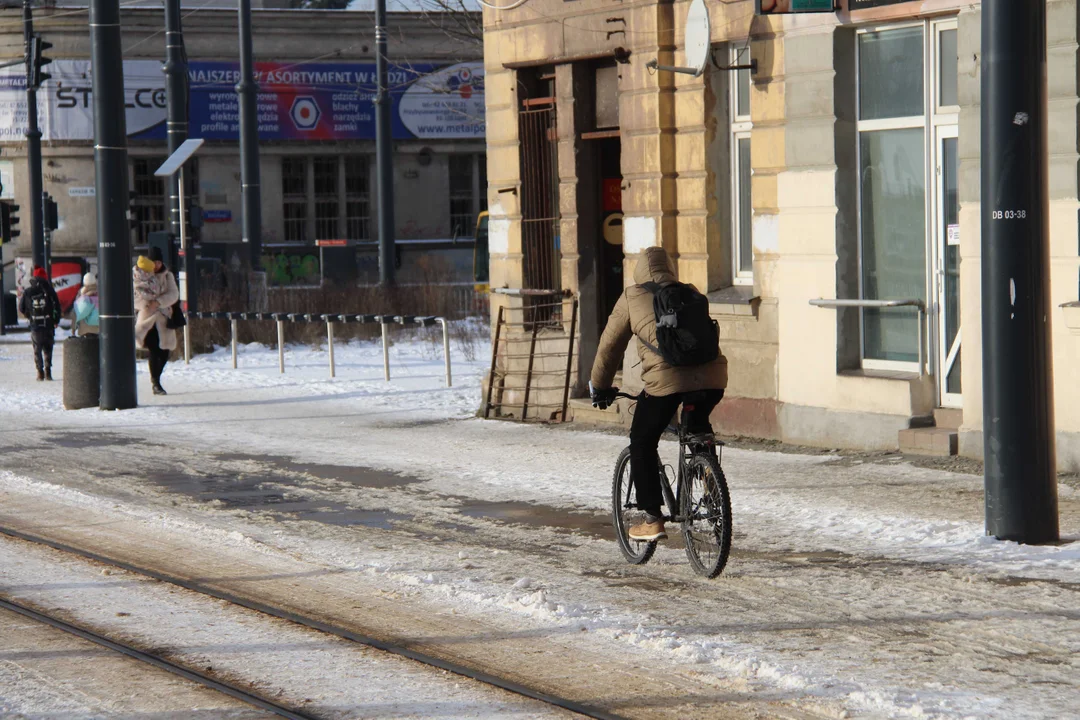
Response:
[133,247,179,395]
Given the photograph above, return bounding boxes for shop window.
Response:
[282,157,307,242]
[731,45,753,284]
[345,156,370,240]
[449,153,487,239]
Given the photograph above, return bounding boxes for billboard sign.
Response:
[756,0,834,13]
[0,60,485,142]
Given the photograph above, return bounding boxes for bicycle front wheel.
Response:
[679,453,732,578]
[611,447,657,565]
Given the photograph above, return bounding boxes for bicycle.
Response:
[609,391,733,578]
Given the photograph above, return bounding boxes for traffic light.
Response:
[29,36,53,88]
[0,202,21,245]
[42,194,57,232]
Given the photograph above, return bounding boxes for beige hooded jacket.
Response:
[590,247,728,397]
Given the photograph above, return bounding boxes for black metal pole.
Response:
[91,0,138,410]
[375,0,395,286]
[236,0,262,271]
[164,0,192,316]
[164,0,187,243]
[23,0,44,270]
[981,0,1058,543]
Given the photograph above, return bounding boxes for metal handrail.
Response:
[809,298,927,378]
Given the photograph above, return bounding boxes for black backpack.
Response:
[28,288,54,327]
[640,282,720,367]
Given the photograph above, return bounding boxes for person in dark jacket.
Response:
[19,266,62,381]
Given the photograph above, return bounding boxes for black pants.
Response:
[30,328,54,374]
[630,389,724,518]
[145,327,170,384]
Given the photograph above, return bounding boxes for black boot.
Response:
[45,368,53,381]
[152,382,167,395]
[36,369,44,381]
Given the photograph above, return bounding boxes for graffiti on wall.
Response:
[263,251,320,287]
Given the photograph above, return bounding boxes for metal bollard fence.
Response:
[276,319,285,374]
[437,317,452,388]
[381,320,390,382]
[327,320,336,378]
[230,318,238,369]
[189,311,452,387]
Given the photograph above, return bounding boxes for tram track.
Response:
[0,594,313,719]
[0,523,624,720]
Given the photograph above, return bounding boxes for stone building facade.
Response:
[0,5,485,288]
[482,0,1080,470]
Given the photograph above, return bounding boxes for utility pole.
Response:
[23,0,45,271]
[91,0,138,410]
[164,0,188,271]
[981,0,1058,543]
[236,0,262,270]
[375,0,395,286]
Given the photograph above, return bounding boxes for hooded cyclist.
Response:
[590,246,728,542]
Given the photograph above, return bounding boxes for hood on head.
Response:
[633,246,677,285]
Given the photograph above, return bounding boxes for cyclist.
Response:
[590,246,727,542]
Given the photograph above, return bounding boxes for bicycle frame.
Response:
[615,391,722,524]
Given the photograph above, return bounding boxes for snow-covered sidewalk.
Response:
[1,334,1078,719]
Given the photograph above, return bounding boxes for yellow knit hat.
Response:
[136,256,154,272]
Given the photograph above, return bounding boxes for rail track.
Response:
[0,594,316,719]
[0,523,624,720]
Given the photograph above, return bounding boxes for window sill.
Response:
[1062,302,1080,332]
[839,368,921,382]
[708,286,757,318]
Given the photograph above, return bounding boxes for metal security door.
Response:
[518,100,561,325]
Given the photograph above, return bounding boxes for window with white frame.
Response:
[731,45,753,284]
[856,19,958,371]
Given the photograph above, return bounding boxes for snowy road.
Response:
[1,333,1079,718]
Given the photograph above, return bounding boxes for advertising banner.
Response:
[0,59,484,142]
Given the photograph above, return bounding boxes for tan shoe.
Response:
[628,519,667,542]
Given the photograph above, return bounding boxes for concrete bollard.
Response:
[63,335,100,410]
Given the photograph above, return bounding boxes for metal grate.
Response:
[485,297,578,422]
[345,156,370,240]
[282,157,307,242]
[518,102,561,325]
[314,156,339,241]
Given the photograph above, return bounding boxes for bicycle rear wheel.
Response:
[679,453,732,578]
[611,447,657,565]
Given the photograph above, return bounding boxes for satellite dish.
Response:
[645,0,712,78]
[684,0,711,78]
